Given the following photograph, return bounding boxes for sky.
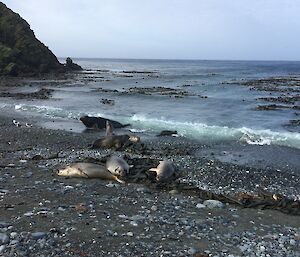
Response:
[2,0,300,60]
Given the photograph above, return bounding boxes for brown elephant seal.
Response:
[106,155,131,177]
[57,162,125,183]
[80,115,130,129]
[106,121,114,136]
[92,134,140,150]
[149,160,177,182]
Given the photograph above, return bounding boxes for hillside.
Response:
[0,2,64,76]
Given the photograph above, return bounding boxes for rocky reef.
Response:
[0,3,81,76]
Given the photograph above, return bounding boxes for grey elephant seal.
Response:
[92,134,140,150]
[105,121,114,136]
[149,160,176,182]
[57,162,125,183]
[106,156,131,177]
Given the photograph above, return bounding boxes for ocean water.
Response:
[2,58,300,149]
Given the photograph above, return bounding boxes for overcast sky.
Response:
[2,0,300,60]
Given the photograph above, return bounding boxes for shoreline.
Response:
[0,108,300,256]
[3,106,300,175]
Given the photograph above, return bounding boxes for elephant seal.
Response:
[92,134,140,150]
[80,115,130,129]
[106,155,131,177]
[157,130,178,137]
[57,162,124,183]
[149,160,176,182]
[106,121,114,136]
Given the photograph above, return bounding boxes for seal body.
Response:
[106,156,130,177]
[57,162,124,183]
[105,121,114,136]
[149,160,176,182]
[80,115,129,129]
[157,130,178,137]
[92,135,140,150]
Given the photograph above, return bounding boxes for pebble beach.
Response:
[0,102,299,256]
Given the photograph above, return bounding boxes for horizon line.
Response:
[58,56,300,62]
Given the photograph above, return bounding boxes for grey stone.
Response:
[0,233,9,245]
[31,232,47,240]
[10,239,19,245]
[10,232,18,239]
[196,203,206,209]
[0,245,6,253]
[187,247,198,254]
[0,222,10,228]
[203,200,224,208]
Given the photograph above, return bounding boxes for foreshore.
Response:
[0,108,299,256]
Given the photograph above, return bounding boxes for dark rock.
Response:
[287,119,300,127]
[0,3,64,76]
[65,57,82,71]
[100,98,115,105]
[256,104,300,111]
[79,115,130,129]
[0,88,54,99]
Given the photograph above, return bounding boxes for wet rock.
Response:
[100,98,115,105]
[65,57,82,71]
[0,88,54,100]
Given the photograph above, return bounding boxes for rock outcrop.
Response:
[65,57,82,71]
[0,3,64,76]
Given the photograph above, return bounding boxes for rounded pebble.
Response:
[31,232,47,240]
[0,233,9,245]
[203,200,224,209]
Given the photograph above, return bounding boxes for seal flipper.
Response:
[114,176,125,184]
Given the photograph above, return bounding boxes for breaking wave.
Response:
[128,114,300,149]
[7,104,300,149]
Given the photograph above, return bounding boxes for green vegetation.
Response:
[0,2,63,76]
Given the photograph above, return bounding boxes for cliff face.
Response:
[0,3,64,76]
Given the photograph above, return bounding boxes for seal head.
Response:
[149,160,176,182]
[106,155,131,177]
[106,121,114,136]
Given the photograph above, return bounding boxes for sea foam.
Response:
[129,114,300,149]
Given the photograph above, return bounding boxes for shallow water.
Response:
[1,58,300,149]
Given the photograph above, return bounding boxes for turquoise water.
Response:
[2,58,300,149]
